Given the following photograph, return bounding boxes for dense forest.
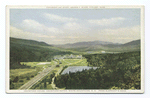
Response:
[55,51,141,89]
[10,37,72,69]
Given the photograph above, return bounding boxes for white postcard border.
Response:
[5,5,145,94]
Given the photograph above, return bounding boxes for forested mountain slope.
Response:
[10,37,73,69]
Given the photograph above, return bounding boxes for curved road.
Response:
[51,65,63,89]
[50,59,83,89]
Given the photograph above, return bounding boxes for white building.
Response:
[101,51,105,53]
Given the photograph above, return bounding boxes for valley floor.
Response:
[10,58,87,90]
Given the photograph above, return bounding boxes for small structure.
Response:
[101,51,105,53]
[77,55,82,59]
[56,65,60,67]
[59,62,62,64]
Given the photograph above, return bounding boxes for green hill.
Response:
[10,37,51,46]
[10,37,73,69]
[121,39,140,46]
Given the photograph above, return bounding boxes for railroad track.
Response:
[19,65,56,90]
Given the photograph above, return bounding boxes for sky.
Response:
[10,8,141,44]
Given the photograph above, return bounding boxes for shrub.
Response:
[31,75,34,78]
[26,76,30,80]
[19,80,24,82]
[13,76,19,82]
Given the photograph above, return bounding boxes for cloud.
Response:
[44,13,78,23]
[87,17,125,26]
[11,17,140,44]
[62,22,82,30]
[10,26,55,41]
[60,36,86,39]
[10,24,140,44]
[101,25,140,35]
[98,25,140,43]
[20,19,63,35]
[65,36,82,39]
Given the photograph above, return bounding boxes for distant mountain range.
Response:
[10,37,141,53]
[55,39,141,52]
[56,40,120,48]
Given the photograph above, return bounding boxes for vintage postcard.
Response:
[6,5,144,93]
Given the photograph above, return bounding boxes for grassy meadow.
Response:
[10,61,51,89]
[28,58,88,89]
[59,59,87,66]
